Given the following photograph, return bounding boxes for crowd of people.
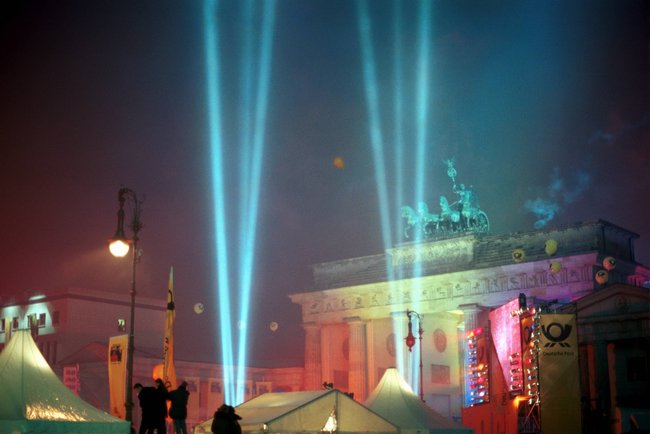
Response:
[133,379,242,434]
[133,379,189,434]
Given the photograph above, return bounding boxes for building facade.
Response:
[0,288,304,431]
[289,220,650,426]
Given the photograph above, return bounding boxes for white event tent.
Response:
[194,388,397,434]
[0,329,130,434]
[365,368,474,434]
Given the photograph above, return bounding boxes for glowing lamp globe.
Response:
[405,333,416,351]
[193,303,205,314]
[109,239,130,258]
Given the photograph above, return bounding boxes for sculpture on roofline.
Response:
[401,159,489,240]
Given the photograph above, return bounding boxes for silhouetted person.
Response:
[211,404,241,434]
[134,383,157,434]
[152,378,169,434]
[169,381,190,434]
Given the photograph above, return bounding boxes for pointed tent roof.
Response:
[0,330,129,434]
[365,368,473,434]
[195,389,397,434]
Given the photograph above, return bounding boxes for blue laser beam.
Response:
[413,0,432,211]
[203,0,276,404]
[203,0,236,402]
[390,0,407,375]
[356,0,434,395]
[235,0,276,405]
[356,0,394,254]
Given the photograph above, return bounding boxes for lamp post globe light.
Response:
[405,309,424,401]
[109,187,142,425]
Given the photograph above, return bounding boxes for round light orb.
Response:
[603,256,616,271]
[193,303,204,314]
[544,239,558,256]
[512,248,526,263]
[333,156,345,169]
[269,321,279,332]
[595,270,609,285]
[549,261,562,273]
[109,239,130,258]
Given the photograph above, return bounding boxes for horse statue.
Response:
[400,159,490,240]
[417,202,441,236]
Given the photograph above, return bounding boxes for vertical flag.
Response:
[108,335,128,419]
[163,266,177,389]
[538,314,582,434]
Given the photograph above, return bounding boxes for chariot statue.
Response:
[401,159,489,240]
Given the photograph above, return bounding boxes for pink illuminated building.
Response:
[290,220,650,433]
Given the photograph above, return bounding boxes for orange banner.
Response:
[108,334,129,419]
[538,314,581,434]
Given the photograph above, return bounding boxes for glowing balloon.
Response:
[512,248,525,263]
[333,156,345,169]
[544,239,558,256]
[549,261,562,273]
[603,256,616,271]
[152,364,164,381]
[193,303,204,314]
[269,321,279,332]
[595,270,609,285]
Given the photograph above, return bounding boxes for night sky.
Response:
[1,0,648,367]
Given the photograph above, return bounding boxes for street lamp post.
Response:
[109,187,142,425]
[405,309,424,401]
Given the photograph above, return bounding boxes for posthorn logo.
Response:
[541,322,572,347]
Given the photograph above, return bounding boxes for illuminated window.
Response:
[39,313,46,327]
[12,317,18,329]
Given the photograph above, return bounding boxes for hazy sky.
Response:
[1,0,648,366]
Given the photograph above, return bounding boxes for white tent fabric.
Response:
[194,389,397,434]
[365,368,473,434]
[0,330,130,434]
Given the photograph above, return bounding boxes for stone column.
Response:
[458,303,483,332]
[607,342,621,434]
[346,317,367,401]
[303,322,322,391]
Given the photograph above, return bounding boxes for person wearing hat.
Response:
[169,381,190,434]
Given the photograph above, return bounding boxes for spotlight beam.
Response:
[203,0,236,401]
[356,0,393,254]
[413,0,432,213]
[236,0,277,405]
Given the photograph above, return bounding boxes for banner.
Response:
[108,334,128,419]
[538,314,581,434]
[488,298,524,394]
[163,266,177,389]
